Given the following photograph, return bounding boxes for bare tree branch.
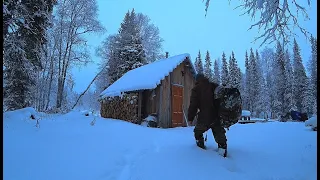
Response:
[202,0,312,46]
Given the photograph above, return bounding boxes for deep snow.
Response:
[3,108,317,180]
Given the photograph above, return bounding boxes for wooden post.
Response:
[138,91,142,121]
[168,72,172,128]
[159,84,163,127]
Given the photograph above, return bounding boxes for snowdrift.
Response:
[305,115,317,131]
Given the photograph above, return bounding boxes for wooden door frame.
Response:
[171,84,184,127]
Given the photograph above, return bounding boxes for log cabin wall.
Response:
[170,63,184,85]
[171,60,195,126]
[158,75,171,128]
[142,87,160,119]
[183,60,196,126]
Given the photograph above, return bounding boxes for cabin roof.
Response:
[100,53,195,98]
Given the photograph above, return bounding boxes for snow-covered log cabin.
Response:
[99,53,196,128]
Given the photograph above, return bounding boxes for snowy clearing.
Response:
[3,108,317,180]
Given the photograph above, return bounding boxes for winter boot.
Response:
[196,139,206,149]
[218,144,227,157]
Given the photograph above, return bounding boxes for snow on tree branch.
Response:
[203,0,311,46]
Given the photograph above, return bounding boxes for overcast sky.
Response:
[72,0,317,93]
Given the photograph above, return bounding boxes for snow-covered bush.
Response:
[305,115,317,131]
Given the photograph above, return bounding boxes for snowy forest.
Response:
[194,37,317,118]
[3,0,317,119]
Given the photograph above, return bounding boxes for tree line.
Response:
[194,37,317,118]
[3,0,164,113]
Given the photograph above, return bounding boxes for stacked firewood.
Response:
[100,93,139,123]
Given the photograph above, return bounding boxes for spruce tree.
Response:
[292,38,308,112]
[244,50,250,111]
[228,51,241,90]
[21,0,56,69]
[204,50,213,81]
[310,35,317,114]
[3,33,35,110]
[283,49,296,112]
[301,77,314,114]
[213,59,221,85]
[221,52,229,85]
[112,9,146,83]
[249,48,260,115]
[195,50,204,74]
[273,42,286,116]
[228,54,235,87]
[254,50,265,117]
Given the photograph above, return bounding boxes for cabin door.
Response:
[171,84,184,127]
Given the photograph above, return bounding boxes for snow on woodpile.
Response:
[100,53,192,98]
[242,110,251,117]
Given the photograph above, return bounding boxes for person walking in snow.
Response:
[187,73,228,157]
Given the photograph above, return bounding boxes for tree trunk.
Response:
[72,65,108,109]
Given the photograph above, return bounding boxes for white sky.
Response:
[72,0,317,93]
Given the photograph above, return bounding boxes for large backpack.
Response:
[214,85,242,128]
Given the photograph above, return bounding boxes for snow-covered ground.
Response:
[305,115,317,131]
[4,108,317,180]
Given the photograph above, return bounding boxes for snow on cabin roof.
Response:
[100,53,195,98]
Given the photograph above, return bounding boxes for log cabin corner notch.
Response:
[99,53,196,128]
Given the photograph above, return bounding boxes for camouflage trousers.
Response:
[193,121,227,148]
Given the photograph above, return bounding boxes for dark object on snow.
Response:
[214,85,242,128]
[30,114,36,120]
[188,75,227,153]
[188,74,219,126]
[194,123,227,151]
[85,113,89,116]
[291,111,308,122]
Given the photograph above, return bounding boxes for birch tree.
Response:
[202,0,312,46]
[54,0,105,109]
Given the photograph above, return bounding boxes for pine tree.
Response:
[204,50,213,81]
[213,59,220,84]
[195,50,204,74]
[221,52,229,85]
[292,38,308,112]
